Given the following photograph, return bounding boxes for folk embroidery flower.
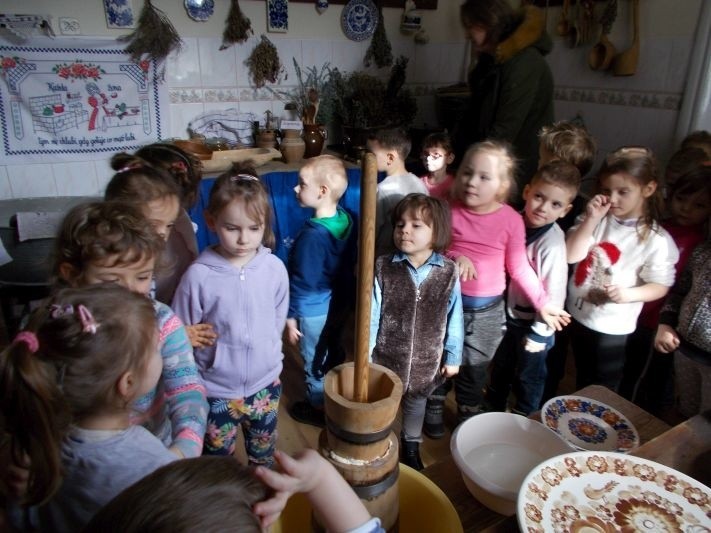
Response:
[0,55,24,76]
[53,61,105,81]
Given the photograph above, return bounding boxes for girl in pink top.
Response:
[420,132,456,200]
[444,140,569,421]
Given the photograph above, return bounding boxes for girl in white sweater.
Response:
[566,147,679,390]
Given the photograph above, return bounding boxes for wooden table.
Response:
[421,385,673,532]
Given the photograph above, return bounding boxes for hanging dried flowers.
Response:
[120,0,182,79]
[220,0,253,50]
[245,35,283,88]
[364,3,393,68]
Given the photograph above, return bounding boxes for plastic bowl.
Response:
[450,412,573,516]
[273,464,463,533]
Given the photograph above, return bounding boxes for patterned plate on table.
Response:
[518,451,711,533]
[541,395,640,453]
[341,0,378,41]
[185,0,214,22]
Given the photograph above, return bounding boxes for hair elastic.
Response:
[13,331,39,353]
[231,173,259,182]
[48,303,100,334]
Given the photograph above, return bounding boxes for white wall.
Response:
[0,0,704,199]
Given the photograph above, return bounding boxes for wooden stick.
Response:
[354,152,378,403]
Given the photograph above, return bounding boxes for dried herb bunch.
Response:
[364,4,393,68]
[220,0,253,50]
[327,55,416,129]
[245,35,283,88]
[120,0,182,78]
[268,59,331,125]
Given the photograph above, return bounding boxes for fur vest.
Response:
[372,256,457,397]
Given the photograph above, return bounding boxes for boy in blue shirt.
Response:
[286,155,356,426]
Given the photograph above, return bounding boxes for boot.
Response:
[423,397,445,439]
[400,438,424,471]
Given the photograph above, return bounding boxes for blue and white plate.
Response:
[541,395,640,453]
[341,0,378,42]
[185,0,214,22]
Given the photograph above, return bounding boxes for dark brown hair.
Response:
[460,0,517,48]
[421,131,454,155]
[530,161,581,202]
[105,153,181,207]
[135,143,203,209]
[539,121,597,176]
[0,284,157,505]
[680,130,711,158]
[664,146,708,189]
[84,456,268,533]
[53,201,166,284]
[206,164,275,250]
[453,140,518,203]
[391,193,451,253]
[597,146,663,240]
[368,127,412,162]
[669,165,711,203]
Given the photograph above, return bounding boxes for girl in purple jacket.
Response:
[172,165,289,467]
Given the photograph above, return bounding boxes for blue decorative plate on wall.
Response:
[341,0,378,42]
[185,0,214,22]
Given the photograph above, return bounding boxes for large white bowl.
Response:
[450,412,573,516]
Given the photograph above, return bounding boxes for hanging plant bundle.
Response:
[364,5,393,68]
[245,35,283,88]
[220,0,253,50]
[120,0,182,79]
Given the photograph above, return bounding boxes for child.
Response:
[171,166,288,466]
[135,142,203,306]
[441,140,569,423]
[655,241,711,419]
[623,166,710,406]
[367,128,428,257]
[370,193,463,470]
[680,129,711,158]
[285,155,355,427]
[85,449,384,533]
[566,146,679,391]
[0,284,177,531]
[105,153,217,349]
[536,120,597,404]
[419,132,456,200]
[54,201,208,459]
[663,146,708,195]
[484,161,581,415]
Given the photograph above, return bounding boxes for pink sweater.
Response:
[447,202,548,309]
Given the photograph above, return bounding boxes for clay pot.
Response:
[280,129,305,163]
[257,129,278,149]
[302,124,327,159]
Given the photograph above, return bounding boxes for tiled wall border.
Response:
[554,86,682,110]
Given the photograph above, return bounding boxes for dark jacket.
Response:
[458,6,554,188]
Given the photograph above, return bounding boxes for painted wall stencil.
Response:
[267,0,288,33]
[104,0,135,29]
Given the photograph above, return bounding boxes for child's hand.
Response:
[539,304,571,331]
[654,324,680,353]
[186,323,217,348]
[523,336,547,353]
[0,443,30,500]
[455,256,478,281]
[285,318,303,345]
[604,284,630,303]
[441,364,459,378]
[586,194,611,221]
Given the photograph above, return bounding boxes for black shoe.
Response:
[423,398,445,439]
[288,401,325,428]
[400,439,424,471]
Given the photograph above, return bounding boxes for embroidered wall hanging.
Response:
[0,37,169,164]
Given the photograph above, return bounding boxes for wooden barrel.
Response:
[320,362,403,532]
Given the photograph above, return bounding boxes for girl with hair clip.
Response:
[0,284,177,532]
[172,164,288,467]
[135,143,203,305]
[567,146,679,391]
[105,152,217,349]
[54,201,208,459]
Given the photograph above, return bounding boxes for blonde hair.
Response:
[453,140,518,203]
[301,155,348,201]
[539,121,597,176]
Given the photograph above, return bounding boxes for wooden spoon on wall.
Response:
[556,0,571,36]
[588,0,617,70]
[612,0,640,76]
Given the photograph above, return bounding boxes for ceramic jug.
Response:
[302,124,327,159]
[280,129,305,163]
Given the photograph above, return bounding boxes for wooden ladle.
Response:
[588,0,617,70]
[556,0,571,36]
[612,0,640,76]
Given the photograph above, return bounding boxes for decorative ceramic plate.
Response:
[518,451,711,533]
[541,395,640,453]
[185,0,214,22]
[341,0,378,42]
